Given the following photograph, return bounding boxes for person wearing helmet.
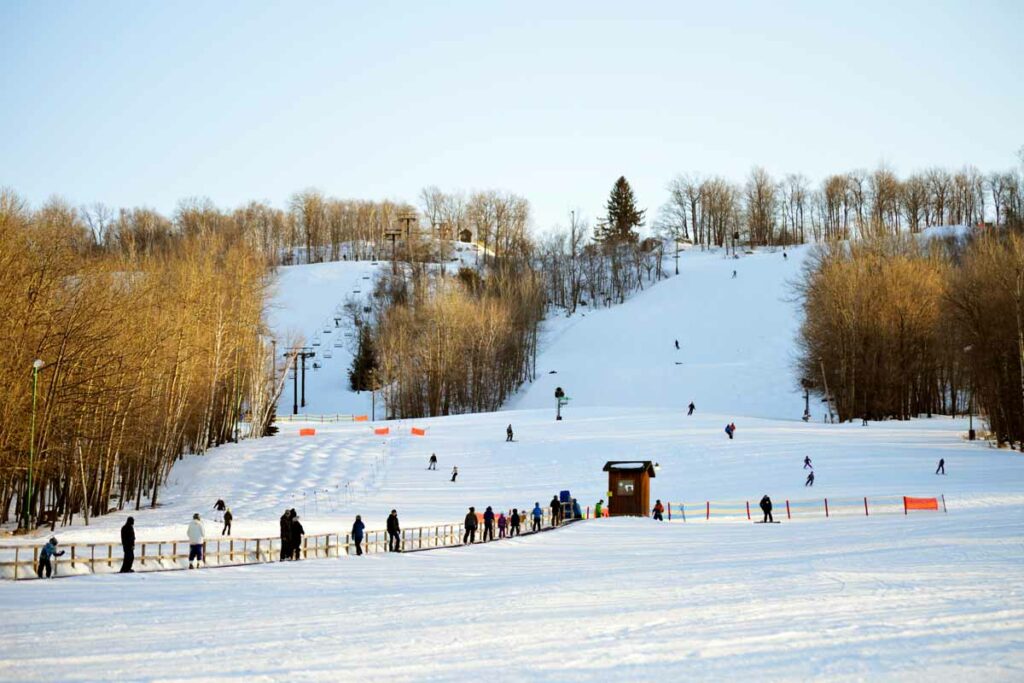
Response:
[37,537,65,579]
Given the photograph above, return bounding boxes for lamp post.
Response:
[963,345,976,440]
[25,359,44,529]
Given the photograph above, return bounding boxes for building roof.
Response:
[602,461,656,477]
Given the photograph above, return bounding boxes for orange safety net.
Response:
[410,427,426,436]
[904,496,939,511]
[374,427,390,436]
[299,428,316,436]
[353,415,369,422]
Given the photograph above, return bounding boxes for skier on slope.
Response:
[805,471,815,487]
[450,466,459,482]
[936,458,945,475]
[549,495,561,527]
[463,507,478,544]
[687,401,695,416]
[387,510,401,552]
[351,515,365,556]
[497,512,508,539]
[187,513,205,569]
[290,511,305,560]
[675,339,680,350]
[483,506,496,541]
[759,495,774,523]
[803,456,812,469]
[37,537,65,579]
[506,424,514,442]
[509,508,521,537]
[652,500,665,521]
[532,502,543,532]
[120,517,136,573]
[594,499,604,518]
[222,508,233,536]
[428,453,437,470]
[279,509,292,561]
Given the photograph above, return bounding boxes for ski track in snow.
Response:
[3,245,1024,681]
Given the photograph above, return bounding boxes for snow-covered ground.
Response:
[2,245,1023,681]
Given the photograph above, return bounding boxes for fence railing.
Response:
[664,494,947,522]
[0,508,557,581]
[275,413,358,423]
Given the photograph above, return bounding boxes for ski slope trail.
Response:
[509,247,807,419]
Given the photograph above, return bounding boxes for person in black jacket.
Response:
[279,510,292,561]
[483,506,495,542]
[509,508,521,537]
[387,510,401,552]
[351,515,365,556]
[120,517,136,573]
[759,495,773,523]
[222,508,233,536]
[506,424,514,442]
[463,506,478,544]
[290,511,305,560]
[550,495,561,527]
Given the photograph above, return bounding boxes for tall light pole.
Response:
[25,359,44,529]
[964,345,976,440]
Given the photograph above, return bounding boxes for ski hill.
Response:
[2,247,1023,681]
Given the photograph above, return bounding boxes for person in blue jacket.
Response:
[351,515,365,556]
[37,537,65,579]
[572,498,582,520]
[531,502,543,532]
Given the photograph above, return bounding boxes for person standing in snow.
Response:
[463,507,478,544]
[483,506,496,541]
[506,424,514,442]
[652,500,665,521]
[805,471,815,487]
[803,456,812,469]
[759,495,773,523]
[549,495,561,527]
[572,498,582,520]
[936,458,945,475]
[428,453,437,470]
[532,502,543,532]
[450,466,458,483]
[387,509,401,552]
[497,512,508,539]
[222,508,233,536]
[187,513,205,569]
[725,423,734,439]
[675,339,680,350]
[732,270,737,279]
[36,537,65,578]
[594,499,604,518]
[290,511,305,560]
[351,515,365,556]
[120,517,135,573]
[279,509,292,561]
[509,509,520,537]
[687,401,695,416]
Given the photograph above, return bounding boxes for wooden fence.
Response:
[664,494,947,522]
[0,509,556,581]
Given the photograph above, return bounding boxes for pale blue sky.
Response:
[1,0,1021,231]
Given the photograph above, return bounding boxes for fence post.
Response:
[746,501,750,520]
[903,496,908,515]
[71,545,76,570]
[941,494,947,513]
[824,498,829,518]
[786,500,791,519]
[706,501,710,520]
[90,545,96,574]
[107,544,112,569]
[864,497,869,516]
[667,503,671,521]
[140,543,145,567]
[13,547,18,580]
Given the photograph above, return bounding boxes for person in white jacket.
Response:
[187,513,205,569]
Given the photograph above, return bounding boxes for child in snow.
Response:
[498,512,508,538]
[37,537,65,578]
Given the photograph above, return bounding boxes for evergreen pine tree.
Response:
[596,176,646,244]
[348,325,378,392]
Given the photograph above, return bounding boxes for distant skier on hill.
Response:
[428,453,437,470]
[803,456,812,469]
[509,508,521,537]
[497,512,507,539]
[36,537,64,579]
[936,458,945,475]
[532,502,543,531]
[222,508,233,536]
[351,515,365,556]
[187,513,205,569]
[759,495,774,523]
[732,270,737,279]
[450,466,458,482]
[483,506,496,541]
[805,471,815,487]
[675,339,680,350]
[688,402,695,416]
[506,424,514,442]
[463,507,478,544]
[652,500,664,521]
[725,423,736,439]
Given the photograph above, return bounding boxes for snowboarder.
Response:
[351,515,365,556]
[463,507,478,544]
[428,453,437,470]
[450,466,458,482]
[497,512,508,539]
[509,508,521,537]
[805,471,815,487]
[803,456,812,469]
[550,495,561,527]
[120,517,135,573]
[594,499,604,518]
[387,509,401,552]
[687,401,695,416]
[290,512,305,560]
[652,500,664,521]
[222,508,233,536]
[36,537,64,579]
[675,339,680,350]
[483,506,495,541]
[532,502,543,532]
[936,458,945,475]
[759,495,774,523]
[506,424,514,442]
[187,513,205,569]
[279,509,292,561]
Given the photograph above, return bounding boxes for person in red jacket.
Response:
[652,500,665,521]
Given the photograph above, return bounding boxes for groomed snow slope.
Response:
[2,247,1024,681]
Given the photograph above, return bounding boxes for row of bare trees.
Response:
[0,189,283,529]
[657,161,1024,248]
[796,229,1024,447]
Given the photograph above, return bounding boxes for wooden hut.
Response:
[602,461,656,517]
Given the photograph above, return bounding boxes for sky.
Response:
[1,0,1021,232]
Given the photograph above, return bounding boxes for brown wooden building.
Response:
[603,461,656,517]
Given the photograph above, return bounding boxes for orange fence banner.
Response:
[904,496,939,511]
[353,415,369,422]
[411,427,426,436]
[374,427,390,436]
[299,428,316,436]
